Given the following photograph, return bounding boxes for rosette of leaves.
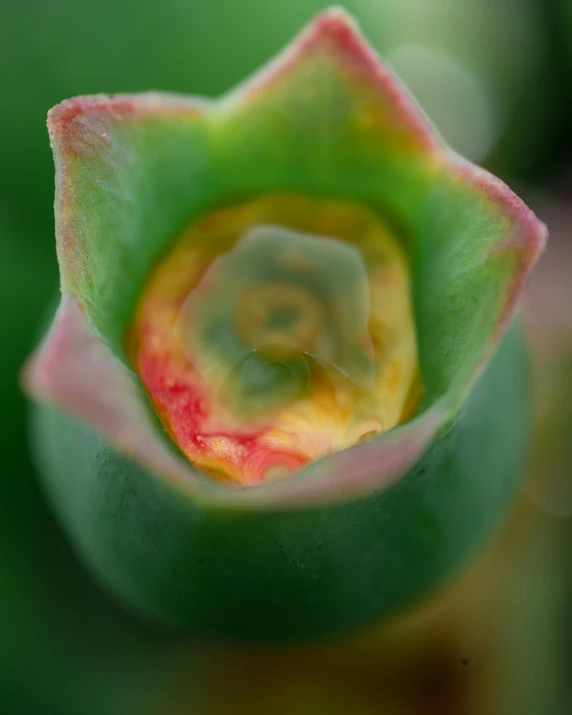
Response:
[23,8,546,642]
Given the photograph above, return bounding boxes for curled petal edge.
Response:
[23,297,446,508]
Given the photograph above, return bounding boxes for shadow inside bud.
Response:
[220,348,312,416]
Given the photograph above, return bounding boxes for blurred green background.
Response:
[2,1,572,713]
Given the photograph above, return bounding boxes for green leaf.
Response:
[32,323,531,641]
[23,8,546,639]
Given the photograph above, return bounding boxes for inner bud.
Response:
[128,195,421,486]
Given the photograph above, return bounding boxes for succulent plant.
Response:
[23,8,546,642]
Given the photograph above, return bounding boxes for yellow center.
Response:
[127,194,421,486]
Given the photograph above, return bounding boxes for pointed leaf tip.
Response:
[306,6,361,42]
[228,6,439,153]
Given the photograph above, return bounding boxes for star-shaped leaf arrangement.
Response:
[23,8,546,641]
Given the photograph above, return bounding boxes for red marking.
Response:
[48,97,137,158]
[48,94,203,159]
[50,96,137,129]
[136,328,308,484]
